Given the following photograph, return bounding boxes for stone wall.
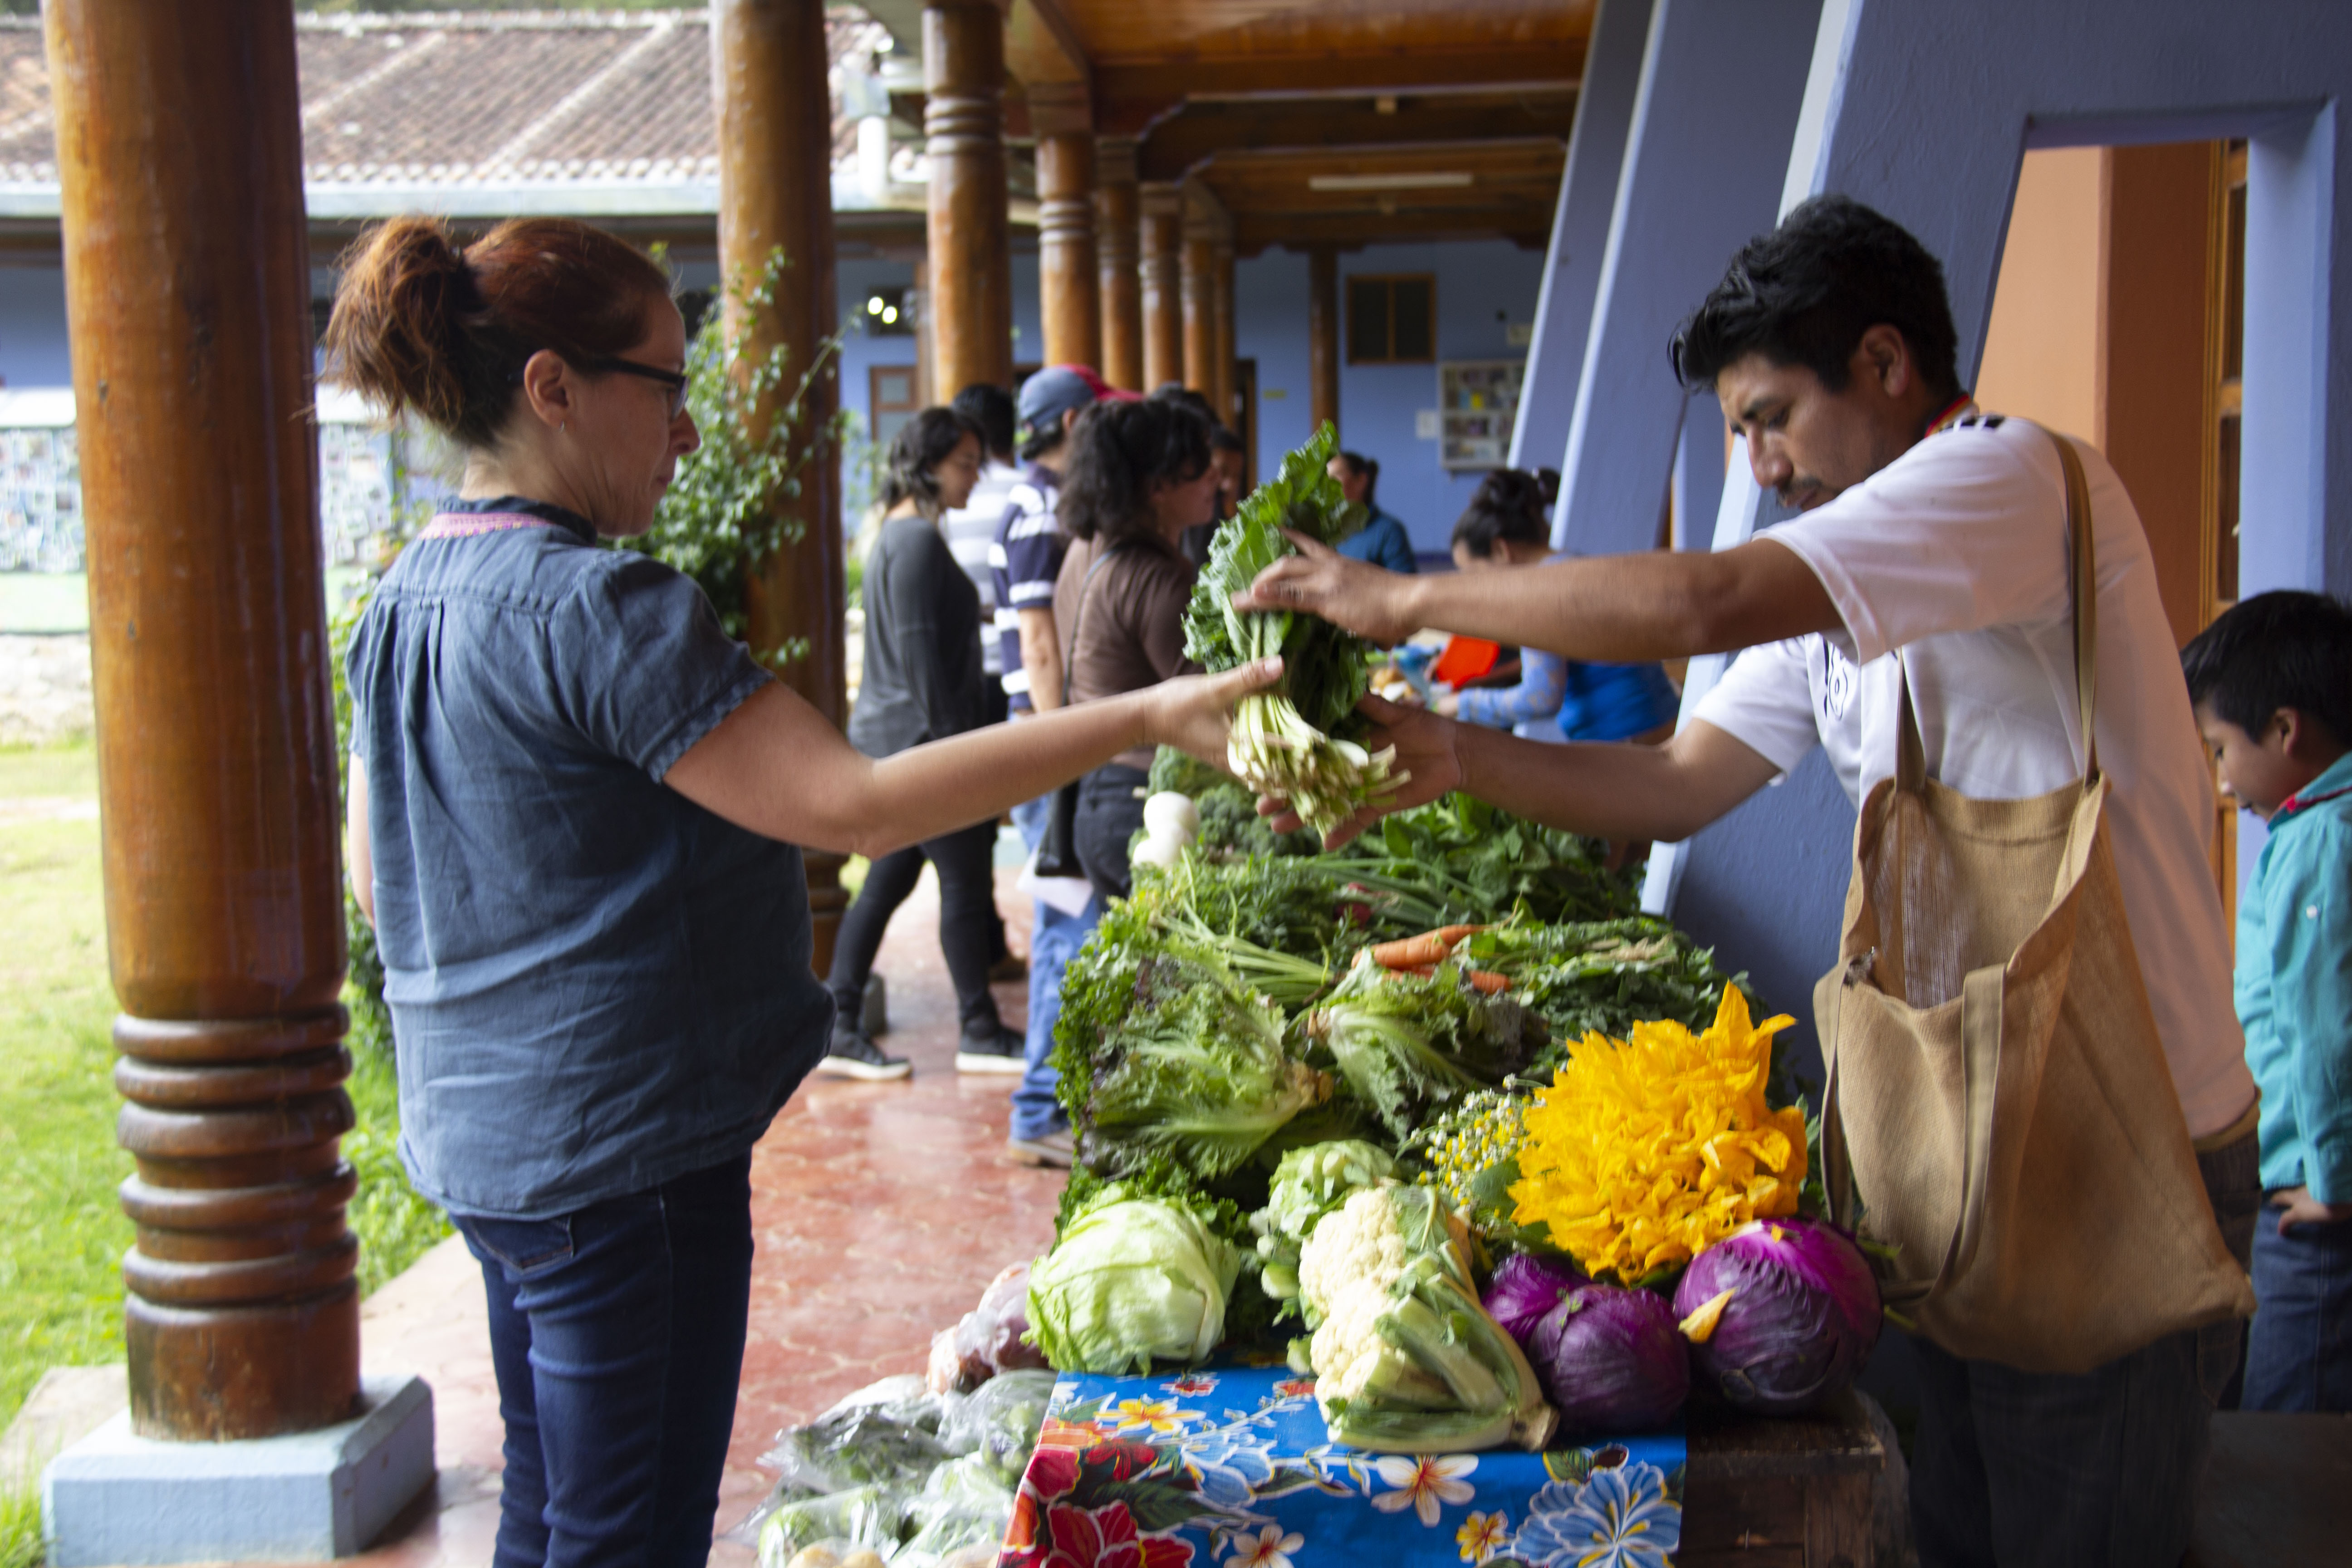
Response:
[0,633,93,745]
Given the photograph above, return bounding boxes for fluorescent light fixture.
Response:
[1308,172,1474,192]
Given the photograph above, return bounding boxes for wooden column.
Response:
[1180,232,1218,400]
[48,0,355,1441]
[1308,245,1341,439]
[1213,241,1237,431]
[715,0,849,970]
[923,0,1013,397]
[1095,139,1144,390]
[1139,182,1184,392]
[1036,125,1101,372]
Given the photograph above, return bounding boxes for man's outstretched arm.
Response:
[1238,532,1841,661]
[1282,695,1786,850]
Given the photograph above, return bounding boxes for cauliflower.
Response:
[1250,1141,1396,1319]
[1292,1182,1556,1454]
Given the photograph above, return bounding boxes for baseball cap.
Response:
[1018,364,1109,434]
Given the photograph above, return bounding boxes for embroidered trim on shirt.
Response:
[1926,394,1979,436]
[420,511,567,540]
[2274,782,2352,821]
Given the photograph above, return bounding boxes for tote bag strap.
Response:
[1887,427,2097,788]
[1838,424,2101,1309]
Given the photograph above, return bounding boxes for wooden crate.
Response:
[1681,1390,1885,1568]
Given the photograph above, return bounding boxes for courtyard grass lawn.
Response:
[0,743,447,1446]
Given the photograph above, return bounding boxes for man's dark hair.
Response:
[1671,195,1961,402]
[1210,424,1245,455]
[1019,419,1069,463]
[2181,590,2352,747]
[951,382,1017,461]
[1058,397,1213,544]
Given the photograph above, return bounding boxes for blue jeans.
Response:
[456,1154,755,1568]
[1010,793,1098,1141]
[2240,1204,2352,1411]
[1909,1129,2258,1568]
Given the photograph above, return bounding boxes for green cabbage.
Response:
[1025,1186,1242,1373]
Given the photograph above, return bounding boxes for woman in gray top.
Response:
[825,407,1019,1078]
[330,216,1272,1567]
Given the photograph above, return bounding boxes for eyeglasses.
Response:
[590,356,691,420]
[506,357,692,420]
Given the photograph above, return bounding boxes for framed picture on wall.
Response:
[1438,359,1525,470]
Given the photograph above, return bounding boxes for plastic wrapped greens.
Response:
[934,1369,1056,1480]
[894,1454,1020,1568]
[755,1487,902,1565]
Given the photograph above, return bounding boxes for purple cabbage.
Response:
[1673,1218,1882,1414]
[1482,1252,1585,1343]
[1526,1283,1690,1434]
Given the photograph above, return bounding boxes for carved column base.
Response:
[113,1009,361,1441]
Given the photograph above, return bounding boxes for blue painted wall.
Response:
[1240,239,1547,557]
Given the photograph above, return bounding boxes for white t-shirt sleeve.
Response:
[1764,423,2073,666]
[1690,638,1820,774]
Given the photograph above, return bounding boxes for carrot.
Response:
[1465,970,1511,995]
[1369,924,1493,970]
[1369,933,1452,969]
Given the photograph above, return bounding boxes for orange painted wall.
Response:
[1976,144,2212,646]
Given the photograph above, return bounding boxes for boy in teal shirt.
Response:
[2184,590,2352,1411]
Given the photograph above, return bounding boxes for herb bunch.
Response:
[1183,423,1401,837]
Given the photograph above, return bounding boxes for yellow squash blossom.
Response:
[1509,987,1807,1283]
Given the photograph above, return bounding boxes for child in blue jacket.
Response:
[2183,590,2352,1411]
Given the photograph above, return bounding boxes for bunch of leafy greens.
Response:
[1299,960,1550,1141]
[1318,794,1638,935]
[1050,900,1334,1186]
[1183,423,1400,837]
[1138,853,1365,982]
[1456,918,1780,1091]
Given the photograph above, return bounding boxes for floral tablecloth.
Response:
[1000,1363,1685,1568]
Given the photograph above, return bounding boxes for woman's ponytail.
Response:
[320,216,478,438]
[320,215,673,449]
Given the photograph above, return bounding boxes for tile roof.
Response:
[0,8,890,191]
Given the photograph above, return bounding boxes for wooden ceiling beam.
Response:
[1232,208,1552,255]
[1094,38,1584,137]
[1135,88,1575,183]
[1005,0,1089,89]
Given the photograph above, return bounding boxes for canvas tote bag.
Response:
[1814,428,2254,1375]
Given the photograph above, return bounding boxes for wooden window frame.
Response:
[2200,138,2250,926]
[1345,272,1438,365]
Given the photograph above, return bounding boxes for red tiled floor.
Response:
[316,864,1056,1567]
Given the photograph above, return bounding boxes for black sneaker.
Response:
[955,1025,1027,1075]
[816,1025,912,1081]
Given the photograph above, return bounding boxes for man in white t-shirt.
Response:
[1240,196,2257,1568]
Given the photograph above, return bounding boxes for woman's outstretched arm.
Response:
[664,659,1280,858]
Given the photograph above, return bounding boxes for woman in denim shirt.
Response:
[326,216,1273,1568]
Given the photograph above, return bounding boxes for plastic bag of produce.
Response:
[753,1488,901,1566]
[761,1379,952,1496]
[928,1263,1052,1393]
[934,1369,1055,1479]
[895,1453,1019,1568]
